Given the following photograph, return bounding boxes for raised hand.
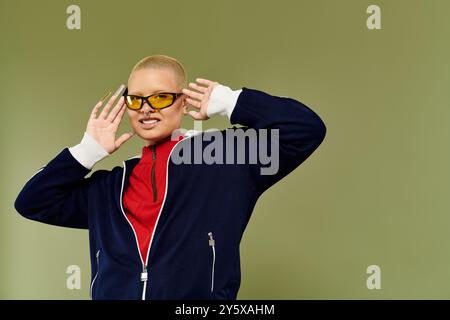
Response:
[86,84,135,154]
[182,78,219,120]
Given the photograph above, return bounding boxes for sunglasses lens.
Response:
[149,94,174,109]
[125,96,142,110]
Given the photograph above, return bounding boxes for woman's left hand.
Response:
[182,78,219,120]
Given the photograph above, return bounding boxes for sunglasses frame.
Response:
[122,87,184,111]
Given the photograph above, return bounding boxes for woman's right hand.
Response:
[86,84,135,154]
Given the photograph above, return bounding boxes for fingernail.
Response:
[113,84,125,97]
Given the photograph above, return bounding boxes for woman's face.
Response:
[126,68,188,146]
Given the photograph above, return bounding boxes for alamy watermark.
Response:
[66,264,81,290]
[367,4,381,30]
[169,120,280,176]
[366,265,381,290]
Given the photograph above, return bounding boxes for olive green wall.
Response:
[1,0,449,299]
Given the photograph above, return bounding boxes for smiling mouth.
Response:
[139,118,161,129]
[140,119,160,124]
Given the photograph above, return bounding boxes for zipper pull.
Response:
[208,232,215,246]
[141,265,148,300]
[141,266,148,282]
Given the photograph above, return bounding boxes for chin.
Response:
[138,129,170,143]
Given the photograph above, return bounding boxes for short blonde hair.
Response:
[129,54,187,89]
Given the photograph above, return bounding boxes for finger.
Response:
[186,97,201,108]
[99,84,125,119]
[188,110,208,120]
[112,102,127,125]
[90,100,103,120]
[204,81,220,101]
[107,96,125,122]
[195,78,216,86]
[188,110,201,120]
[99,94,118,119]
[91,91,112,120]
[115,131,135,149]
[99,91,112,103]
[188,82,208,93]
[182,88,203,100]
[111,84,125,98]
[197,79,217,100]
[189,110,209,120]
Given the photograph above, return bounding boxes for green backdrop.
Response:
[1,0,450,299]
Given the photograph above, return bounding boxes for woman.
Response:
[14,54,326,300]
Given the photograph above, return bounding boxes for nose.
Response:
[140,101,157,114]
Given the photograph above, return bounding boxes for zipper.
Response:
[141,144,156,299]
[119,138,185,300]
[208,232,216,293]
[89,249,100,299]
[120,163,147,299]
[151,144,157,202]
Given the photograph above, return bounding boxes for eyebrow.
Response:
[128,89,169,96]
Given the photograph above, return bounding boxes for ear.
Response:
[181,96,189,115]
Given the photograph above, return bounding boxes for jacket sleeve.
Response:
[207,85,326,195]
[14,132,110,229]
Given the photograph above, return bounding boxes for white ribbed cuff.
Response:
[206,84,242,119]
[68,132,110,170]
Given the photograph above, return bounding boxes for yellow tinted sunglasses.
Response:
[122,87,184,111]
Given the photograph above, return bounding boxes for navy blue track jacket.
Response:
[14,85,326,300]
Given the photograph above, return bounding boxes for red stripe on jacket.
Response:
[123,134,184,264]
